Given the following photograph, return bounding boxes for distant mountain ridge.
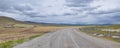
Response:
[25,21,113,26]
[0,16,114,26]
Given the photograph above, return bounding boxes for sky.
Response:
[0,0,120,24]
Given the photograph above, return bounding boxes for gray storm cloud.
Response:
[0,0,120,24]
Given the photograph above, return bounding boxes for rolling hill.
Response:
[0,16,20,23]
[0,16,24,26]
[0,16,114,26]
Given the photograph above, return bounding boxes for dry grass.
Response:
[0,24,80,43]
[34,26,70,32]
[79,26,120,42]
[0,16,81,47]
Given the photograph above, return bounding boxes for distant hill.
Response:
[0,16,118,26]
[25,21,113,26]
[0,16,58,26]
[0,16,18,23]
[0,16,26,27]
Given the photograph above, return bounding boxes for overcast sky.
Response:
[0,0,120,24]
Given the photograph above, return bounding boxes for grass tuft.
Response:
[0,34,42,48]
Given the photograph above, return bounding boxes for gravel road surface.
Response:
[14,28,120,48]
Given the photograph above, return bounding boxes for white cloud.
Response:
[0,0,120,24]
[90,0,120,12]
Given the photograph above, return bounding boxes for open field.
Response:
[79,25,120,42]
[0,24,77,43]
[0,21,81,48]
[0,16,81,48]
[0,16,119,48]
[0,23,81,48]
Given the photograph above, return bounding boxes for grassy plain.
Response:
[0,16,80,48]
[79,25,120,42]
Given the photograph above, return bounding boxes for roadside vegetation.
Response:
[0,25,71,48]
[0,16,76,48]
[80,25,120,42]
[0,34,42,48]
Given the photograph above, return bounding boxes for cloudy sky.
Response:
[0,0,120,24]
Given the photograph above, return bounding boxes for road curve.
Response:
[14,28,120,48]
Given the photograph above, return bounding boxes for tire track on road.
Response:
[14,28,120,48]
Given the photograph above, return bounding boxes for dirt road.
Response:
[14,28,120,48]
